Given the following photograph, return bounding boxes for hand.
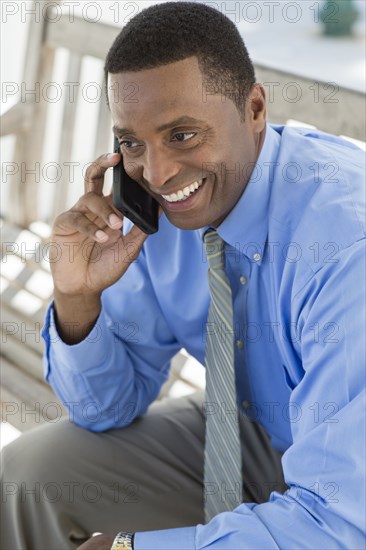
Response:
[50,152,149,297]
[76,533,115,550]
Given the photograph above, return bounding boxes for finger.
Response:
[55,211,111,243]
[105,193,126,218]
[84,152,121,195]
[73,192,123,230]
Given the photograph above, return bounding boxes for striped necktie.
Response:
[203,229,243,522]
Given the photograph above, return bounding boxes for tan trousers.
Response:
[0,391,287,550]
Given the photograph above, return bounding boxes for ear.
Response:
[247,84,266,131]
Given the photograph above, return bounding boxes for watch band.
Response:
[111,531,134,550]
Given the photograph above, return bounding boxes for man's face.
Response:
[109,56,266,230]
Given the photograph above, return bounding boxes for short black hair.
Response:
[104,1,256,121]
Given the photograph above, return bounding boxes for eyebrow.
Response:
[113,116,207,136]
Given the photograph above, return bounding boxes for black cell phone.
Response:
[112,137,159,234]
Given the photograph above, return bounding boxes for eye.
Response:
[119,139,141,149]
[172,132,196,142]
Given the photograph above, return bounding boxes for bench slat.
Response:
[1,358,67,432]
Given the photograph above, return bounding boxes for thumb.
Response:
[124,224,149,259]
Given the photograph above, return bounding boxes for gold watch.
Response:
[110,532,134,550]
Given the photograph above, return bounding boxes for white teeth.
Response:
[162,179,204,202]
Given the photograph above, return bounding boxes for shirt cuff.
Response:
[42,301,110,379]
[134,526,196,550]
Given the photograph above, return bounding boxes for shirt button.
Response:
[239,275,247,285]
[242,400,251,410]
[236,339,244,349]
[253,253,261,262]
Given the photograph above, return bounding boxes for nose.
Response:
[142,146,180,190]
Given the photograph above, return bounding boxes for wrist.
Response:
[53,287,101,309]
[53,289,102,345]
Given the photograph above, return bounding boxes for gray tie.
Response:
[203,229,243,522]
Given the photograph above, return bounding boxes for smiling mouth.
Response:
[161,179,205,203]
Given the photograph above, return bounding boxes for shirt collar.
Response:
[199,123,281,265]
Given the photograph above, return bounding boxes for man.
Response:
[1,2,365,549]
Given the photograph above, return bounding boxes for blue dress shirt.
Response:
[42,124,366,549]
